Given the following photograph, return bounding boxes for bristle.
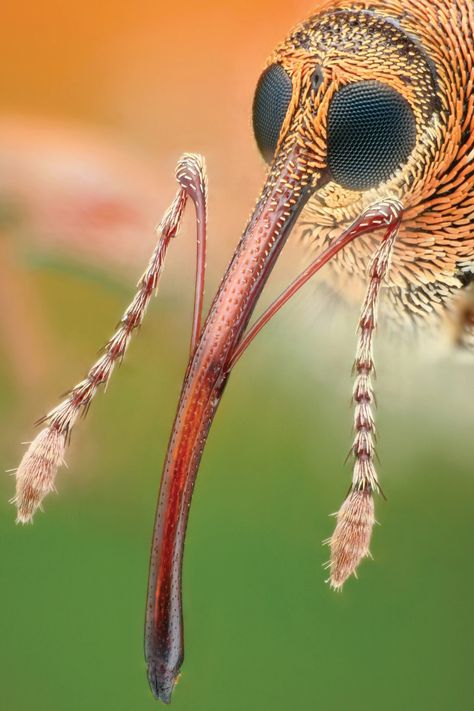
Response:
[13,427,66,524]
[328,487,375,590]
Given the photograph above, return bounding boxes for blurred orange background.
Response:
[1,0,312,257]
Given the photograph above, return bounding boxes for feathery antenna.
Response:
[328,203,400,589]
[12,154,207,524]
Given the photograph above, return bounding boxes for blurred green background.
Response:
[1,255,473,711]
[1,1,473,709]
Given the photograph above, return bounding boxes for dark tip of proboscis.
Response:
[147,662,178,704]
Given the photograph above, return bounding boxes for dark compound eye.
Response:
[253,63,293,163]
[327,81,417,191]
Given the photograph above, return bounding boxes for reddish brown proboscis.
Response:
[145,146,314,701]
[145,141,402,702]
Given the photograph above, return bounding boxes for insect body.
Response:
[13,0,474,703]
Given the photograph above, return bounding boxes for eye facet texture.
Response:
[327,81,417,191]
[253,64,293,163]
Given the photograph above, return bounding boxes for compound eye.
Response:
[327,81,417,191]
[253,63,293,163]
